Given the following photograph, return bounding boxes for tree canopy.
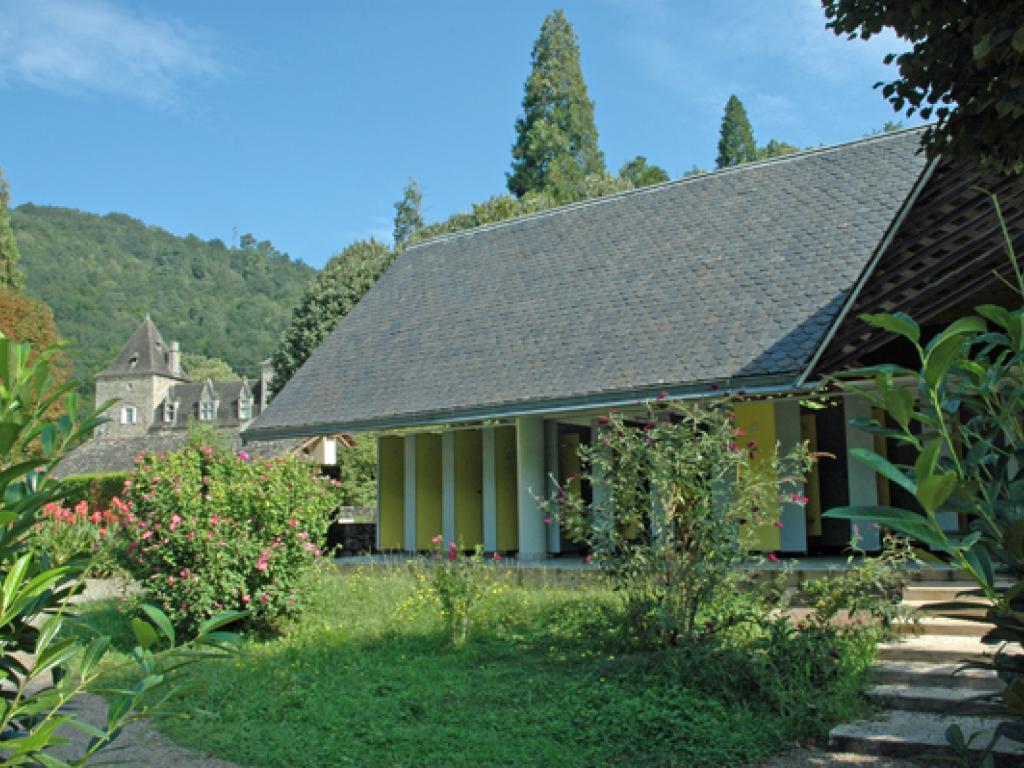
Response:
[270,239,394,395]
[0,287,70,394]
[181,353,239,383]
[12,204,314,390]
[823,0,1024,174]
[619,156,670,188]
[507,9,605,199]
[716,95,758,168]
[0,167,23,290]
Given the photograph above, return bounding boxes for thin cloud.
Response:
[0,0,222,105]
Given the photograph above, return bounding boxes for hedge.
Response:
[58,472,129,510]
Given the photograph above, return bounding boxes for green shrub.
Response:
[28,496,130,575]
[120,441,340,633]
[58,471,129,510]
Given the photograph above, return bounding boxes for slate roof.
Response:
[97,316,186,380]
[247,129,932,438]
[53,432,303,478]
[164,379,263,429]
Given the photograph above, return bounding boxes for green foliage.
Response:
[416,538,491,647]
[823,0,1024,174]
[392,178,424,248]
[824,194,1024,741]
[0,166,23,289]
[0,332,240,765]
[507,9,605,198]
[119,442,340,634]
[270,239,393,394]
[546,399,811,646]
[58,472,129,510]
[756,139,800,160]
[800,535,917,637]
[27,496,129,576]
[716,95,757,168]
[11,204,314,388]
[74,567,876,768]
[336,433,377,507]
[619,155,670,188]
[180,352,238,383]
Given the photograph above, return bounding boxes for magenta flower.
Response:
[773,521,784,529]
[543,517,553,526]
[431,534,442,545]
[288,518,298,528]
[238,451,251,461]
[767,553,779,562]
[493,552,502,561]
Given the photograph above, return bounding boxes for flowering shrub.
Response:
[426,536,488,647]
[120,440,340,633]
[545,398,811,646]
[28,496,131,574]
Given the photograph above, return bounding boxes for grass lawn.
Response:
[73,566,877,768]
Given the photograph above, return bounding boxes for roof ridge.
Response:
[403,126,929,252]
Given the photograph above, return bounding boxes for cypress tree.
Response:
[715,95,757,169]
[0,167,23,290]
[507,10,605,198]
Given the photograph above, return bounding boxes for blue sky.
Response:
[0,0,915,268]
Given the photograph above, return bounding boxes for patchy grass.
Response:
[68,565,877,768]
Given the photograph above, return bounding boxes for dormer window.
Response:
[239,400,252,420]
[129,353,139,369]
[164,403,176,423]
[120,406,137,425]
[200,402,216,422]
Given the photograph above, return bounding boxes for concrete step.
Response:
[869,660,1005,691]
[877,634,1021,664]
[829,710,1024,764]
[902,599,991,618]
[866,683,1004,715]
[897,617,992,638]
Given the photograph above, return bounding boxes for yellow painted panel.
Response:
[377,436,404,550]
[415,433,443,550]
[495,425,518,551]
[454,430,483,548]
[801,413,822,537]
[734,401,781,551]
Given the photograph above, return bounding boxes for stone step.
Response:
[903,583,992,602]
[902,599,991,618]
[897,617,992,638]
[877,634,1020,664]
[866,683,1004,715]
[869,660,1005,691]
[829,710,1024,764]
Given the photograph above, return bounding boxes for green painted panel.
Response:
[416,433,443,549]
[377,436,404,550]
[454,430,483,548]
[495,425,518,551]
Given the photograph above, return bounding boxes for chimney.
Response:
[259,358,273,410]
[168,341,182,377]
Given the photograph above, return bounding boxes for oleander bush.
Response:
[119,438,341,634]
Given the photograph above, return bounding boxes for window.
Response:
[239,400,252,420]
[200,401,215,422]
[164,403,176,423]
[120,406,137,425]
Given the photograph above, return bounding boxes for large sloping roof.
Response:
[248,129,931,438]
[97,316,186,380]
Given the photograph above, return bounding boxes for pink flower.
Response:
[584,555,593,564]
[543,517,553,526]
[288,518,298,528]
[141,530,153,540]
[657,391,669,401]
[255,560,268,572]
[431,534,442,545]
[241,594,251,604]
[493,552,502,561]
[298,531,309,540]
[448,540,457,550]
[238,451,251,461]
[773,521,784,529]
[259,592,269,604]
[313,548,321,558]
[167,576,175,586]
[447,550,457,561]
[304,542,315,552]
[596,416,610,426]
[767,553,779,562]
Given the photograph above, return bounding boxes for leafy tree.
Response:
[0,287,71,400]
[0,166,23,289]
[823,0,1024,174]
[507,9,605,198]
[618,156,670,188]
[716,95,758,168]
[181,352,239,382]
[683,165,709,177]
[393,178,424,248]
[271,239,394,394]
[756,139,800,160]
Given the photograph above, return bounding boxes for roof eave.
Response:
[242,374,806,441]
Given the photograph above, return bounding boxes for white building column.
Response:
[482,427,498,552]
[441,431,456,545]
[403,435,417,551]
[844,395,881,551]
[516,415,547,561]
[545,420,561,554]
[773,399,807,553]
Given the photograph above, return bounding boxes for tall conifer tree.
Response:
[715,95,757,169]
[0,167,23,290]
[392,179,424,248]
[507,10,605,198]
